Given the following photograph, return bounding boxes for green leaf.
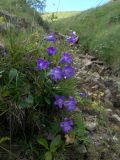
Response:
[44,97,51,105]
[50,135,62,153]
[0,137,10,144]
[45,152,52,160]
[9,68,18,81]
[0,70,4,74]
[2,90,10,97]
[37,138,49,150]
[25,95,34,105]
[19,95,34,108]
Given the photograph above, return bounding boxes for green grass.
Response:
[42,11,80,21]
[52,0,120,68]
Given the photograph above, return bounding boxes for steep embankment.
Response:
[0,0,49,30]
[52,1,120,69]
[0,0,48,58]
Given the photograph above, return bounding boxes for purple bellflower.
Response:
[64,96,77,112]
[60,52,72,64]
[80,92,88,97]
[60,118,73,133]
[45,33,56,42]
[54,96,65,109]
[50,66,63,81]
[67,31,78,44]
[47,46,57,56]
[67,34,77,44]
[37,58,49,71]
[63,65,75,79]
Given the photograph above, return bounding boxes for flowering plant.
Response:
[37,33,77,135]
[35,32,86,160]
[0,28,87,160]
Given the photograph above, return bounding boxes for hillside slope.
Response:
[0,0,48,30]
[52,1,120,69]
[42,11,80,21]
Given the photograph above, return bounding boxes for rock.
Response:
[93,60,104,65]
[92,72,101,82]
[0,10,29,29]
[79,54,97,61]
[112,136,118,143]
[91,84,99,90]
[86,121,98,132]
[78,145,87,154]
[83,58,93,66]
[105,89,112,99]
[111,114,120,123]
[106,108,113,114]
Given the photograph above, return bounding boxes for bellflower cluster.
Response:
[37,33,78,134]
[54,95,76,133]
[54,96,77,112]
[50,65,75,81]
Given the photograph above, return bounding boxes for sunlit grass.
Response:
[52,1,120,68]
[42,11,80,21]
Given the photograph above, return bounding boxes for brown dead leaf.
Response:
[65,134,75,144]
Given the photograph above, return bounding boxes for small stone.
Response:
[105,89,112,99]
[92,72,101,82]
[86,122,98,131]
[106,109,113,115]
[78,145,87,154]
[113,136,118,143]
[111,114,120,123]
[92,85,99,90]
[83,58,92,66]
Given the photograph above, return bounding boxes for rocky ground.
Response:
[72,47,120,160]
[54,31,120,159]
[54,31,120,160]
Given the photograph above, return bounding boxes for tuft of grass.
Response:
[52,0,120,68]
